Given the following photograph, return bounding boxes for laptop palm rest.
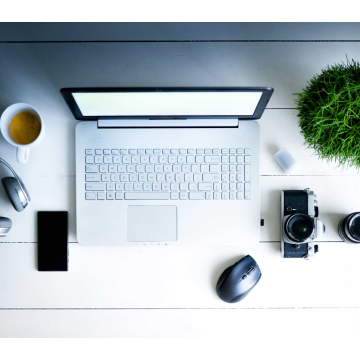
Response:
[126,206,177,242]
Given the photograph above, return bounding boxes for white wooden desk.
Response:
[1,23,360,337]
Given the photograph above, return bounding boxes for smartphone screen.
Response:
[37,211,68,271]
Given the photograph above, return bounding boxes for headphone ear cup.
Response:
[1,177,27,212]
[0,216,12,237]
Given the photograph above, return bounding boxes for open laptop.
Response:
[61,87,273,246]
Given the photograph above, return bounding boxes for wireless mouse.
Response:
[216,255,262,303]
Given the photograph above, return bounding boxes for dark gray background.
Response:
[1,22,360,41]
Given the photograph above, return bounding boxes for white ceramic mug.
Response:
[0,103,45,164]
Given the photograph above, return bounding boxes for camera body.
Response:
[281,189,325,259]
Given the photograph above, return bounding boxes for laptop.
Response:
[61,87,273,246]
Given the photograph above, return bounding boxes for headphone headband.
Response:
[0,158,30,204]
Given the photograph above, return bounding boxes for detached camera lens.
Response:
[350,216,360,239]
[286,214,314,242]
[339,212,360,244]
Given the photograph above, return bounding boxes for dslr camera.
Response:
[281,188,325,259]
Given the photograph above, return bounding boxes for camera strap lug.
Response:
[304,243,315,259]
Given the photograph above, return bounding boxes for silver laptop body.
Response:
[61,87,273,246]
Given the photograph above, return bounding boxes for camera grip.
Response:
[283,242,309,258]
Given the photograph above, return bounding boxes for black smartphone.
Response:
[37,211,68,271]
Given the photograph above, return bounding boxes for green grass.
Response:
[294,59,360,168]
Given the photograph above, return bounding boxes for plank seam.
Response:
[0,241,344,244]
[0,307,359,310]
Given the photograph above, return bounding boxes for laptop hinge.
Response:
[97,118,239,128]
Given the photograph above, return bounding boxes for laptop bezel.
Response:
[60,87,273,121]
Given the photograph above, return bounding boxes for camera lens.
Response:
[285,214,314,242]
[350,216,360,239]
[338,212,360,244]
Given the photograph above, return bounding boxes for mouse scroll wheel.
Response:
[246,266,255,275]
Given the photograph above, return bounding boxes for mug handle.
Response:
[17,147,30,164]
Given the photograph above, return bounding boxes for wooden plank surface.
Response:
[1,42,360,109]
[1,43,360,110]
[1,308,360,338]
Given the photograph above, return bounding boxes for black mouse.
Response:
[216,255,262,303]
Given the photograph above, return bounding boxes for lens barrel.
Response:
[338,212,360,244]
[285,213,314,243]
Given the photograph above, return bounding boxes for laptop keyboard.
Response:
[84,148,251,200]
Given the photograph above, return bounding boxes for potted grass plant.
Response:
[295,59,360,168]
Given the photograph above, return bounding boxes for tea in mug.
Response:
[9,112,41,145]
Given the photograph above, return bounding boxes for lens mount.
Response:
[284,213,315,243]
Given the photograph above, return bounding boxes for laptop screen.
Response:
[72,91,263,117]
[61,88,274,120]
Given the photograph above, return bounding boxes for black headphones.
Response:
[0,158,31,237]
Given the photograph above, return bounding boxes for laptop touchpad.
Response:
[126,206,177,242]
